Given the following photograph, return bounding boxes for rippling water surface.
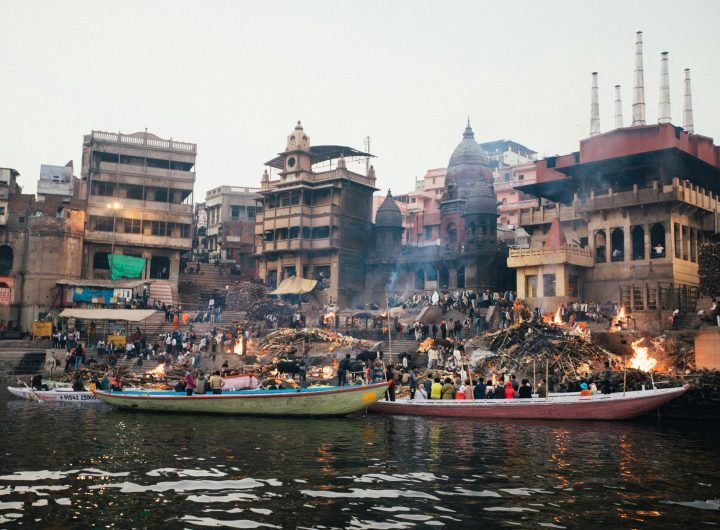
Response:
[0,387,718,529]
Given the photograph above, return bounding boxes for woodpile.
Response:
[224,281,293,322]
[257,327,371,358]
[699,242,720,297]
[479,322,615,379]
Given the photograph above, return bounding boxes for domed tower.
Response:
[374,189,403,253]
[440,120,494,247]
[281,121,312,182]
[463,179,498,244]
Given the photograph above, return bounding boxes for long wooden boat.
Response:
[368,385,690,421]
[94,382,390,416]
[7,386,101,403]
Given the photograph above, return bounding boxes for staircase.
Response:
[177,263,232,311]
[150,280,174,306]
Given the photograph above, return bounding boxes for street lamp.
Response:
[107,201,122,258]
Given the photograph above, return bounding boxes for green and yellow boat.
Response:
[94,382,389,417]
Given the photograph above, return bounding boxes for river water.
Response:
[0,388,718,529]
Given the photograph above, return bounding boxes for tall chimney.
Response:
[632,31,646,126]
[683,68,694,133]
[590,72,601,137]
[658,51,672,123]
[614,85,624,128]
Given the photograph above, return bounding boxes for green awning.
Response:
[109,254,146,280]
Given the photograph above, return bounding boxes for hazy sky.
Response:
[2,0,719,200]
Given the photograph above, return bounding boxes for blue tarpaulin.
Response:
[73,288,115,303]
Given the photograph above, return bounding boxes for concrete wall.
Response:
[695,330,720,370]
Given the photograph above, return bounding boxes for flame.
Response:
[234,339,244,355]
[323,312,336,324]
[322,365,334,378]
[417,338,434,352]
[553,307,564,325]
[147,363,166,378]
[629,339,658,372]
[617,306,627,319]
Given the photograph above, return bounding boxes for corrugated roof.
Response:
[58,309,157,322]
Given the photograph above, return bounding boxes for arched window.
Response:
[631,226,645,260]
[415,269,425,290]
[650,224,666,258]
[0,245,13,276]
[610,228,624,261]
[594,230,606,263]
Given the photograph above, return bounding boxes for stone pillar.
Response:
[556,265,567,297]
[296,255,303,278]
[644,224,651,260]
[537,270,545,298]
[516,270,526,299]
[624,223,632,262]
[448,268,457,289]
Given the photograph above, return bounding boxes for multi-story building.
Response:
[37,162,76,200]
[0,167,85,331]
[508,36,719,328]
[255,122,376,306]
[80,130,196,290]
[509,124,720,330]
[204,185,262,278]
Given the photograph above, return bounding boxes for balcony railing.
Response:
[257,238,340,253]
[85,230,192,250]
[507,245,593,268]
[89,131,196,153]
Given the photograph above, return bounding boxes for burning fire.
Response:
[617,306,627,319]
[417,338,434,352]
[147,364,166,378]
[323,312,336,325]
[234,339,244,355]
[553,307,564,325]
[629,338,658,372]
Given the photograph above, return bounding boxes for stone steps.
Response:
[150,280,174,306]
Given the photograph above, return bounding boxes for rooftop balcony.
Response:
[517,203,582,226]
[507,245,594,268]
[85,230,192,250]
[256,237,340,254]
[87,131,196,153]
[97,161,195,183]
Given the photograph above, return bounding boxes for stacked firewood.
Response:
[479,322,615,378]
[257,327,370,357]
[699,242,720,297]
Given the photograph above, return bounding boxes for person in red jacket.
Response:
[184,371,197,396]
[504,380,516,399]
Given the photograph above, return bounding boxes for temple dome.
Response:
[444,121,491,199]
[463,179,497,216]
[375,190,403,228]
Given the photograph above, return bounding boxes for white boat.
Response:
[7,386,101,403]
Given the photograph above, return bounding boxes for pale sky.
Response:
[2,0,719,200]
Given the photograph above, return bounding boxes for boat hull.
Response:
[368,385,689,421]
[7,386,101,403]
[94,382,389,417]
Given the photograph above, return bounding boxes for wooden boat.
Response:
[368,385,690,421]
[94,381,390,416]
[7,386,101,403]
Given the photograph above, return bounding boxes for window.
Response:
[92,252,109,270]
[179,224,191,238]
[674,223,681,258]
[127,186,144,200]
[526,275,538,298]
[568,274,579,298]
[124,218,141,234]
[610,228,624,261]
[301,226,311,239]
[651,224,666,258]
[18,217,25,223]
[682,225,689,260]
[280,194,291,207]
[246,206,257,218]
[154,189,169,203]
[425,226,433,240]
[93,181,115,197]
[0,207,5,215]
[631,226,645,260]
[312,226,330,239]
[289,226,300,239]
[633,286,644,310]
[594,230,606,263]
[543,274,556,297]
[231,206,244,219]
[95,216,114,232]
[151,221,167,236]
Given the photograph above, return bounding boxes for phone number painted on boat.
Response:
[58,394,98,401]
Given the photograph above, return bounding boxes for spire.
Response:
[590,72,601,137]
[367,165,376,179]
[261,169,270,189]
[632,31,646,126]
[683,68,694,134]
[337,155,346,170]
[463,120,475,139]
[544,218,567,248]
[614,85,624,129]
[658,51,672,124]
[386,188,393,198]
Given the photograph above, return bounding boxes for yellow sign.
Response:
[107,334,127,346]
[32,321,53,339]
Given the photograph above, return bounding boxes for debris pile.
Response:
[224,282,294,322]
[478,321,615,378]
[257,327,371,358]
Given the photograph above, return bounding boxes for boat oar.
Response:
[23,382,42,403]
